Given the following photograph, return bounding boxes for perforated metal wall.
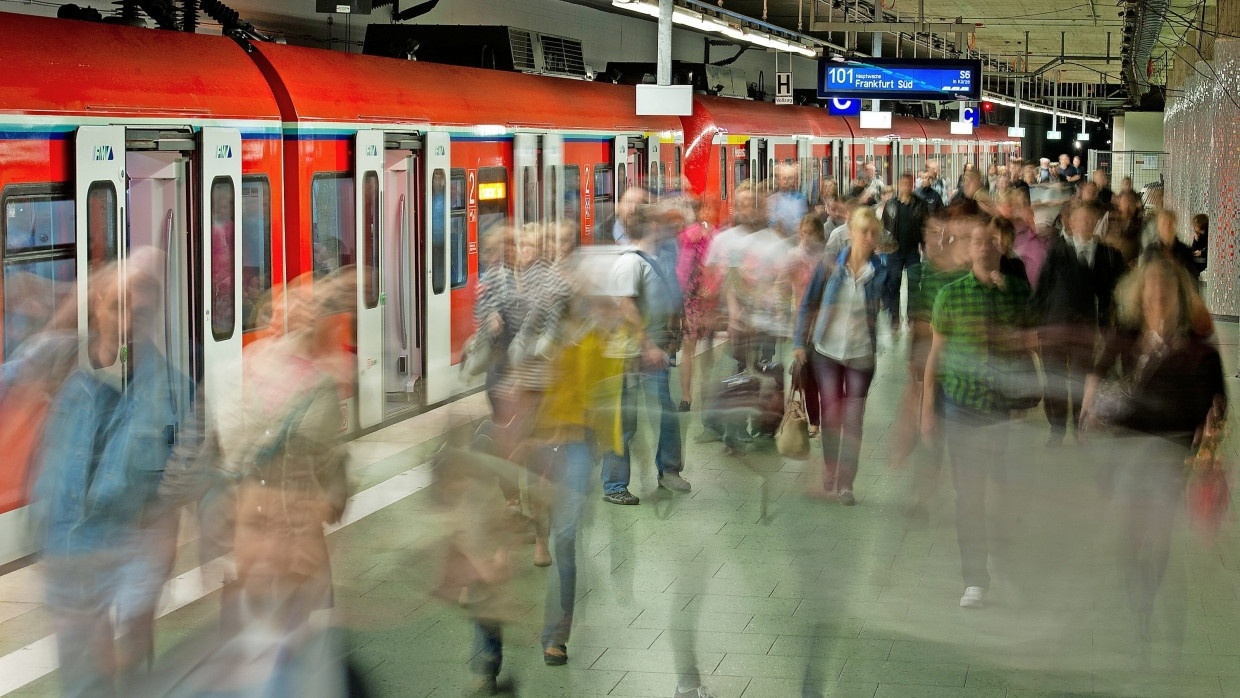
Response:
[1165,39,1240,316]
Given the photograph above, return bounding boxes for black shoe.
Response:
[678,401,691,412]
[602,490,640,505]
[839,489,857,506]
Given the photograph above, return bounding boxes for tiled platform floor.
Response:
[5,324,1240,697]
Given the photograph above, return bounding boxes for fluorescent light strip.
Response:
[983,93,1101,123]
[612,0,817,58]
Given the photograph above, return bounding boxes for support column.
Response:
[658,0,672,86]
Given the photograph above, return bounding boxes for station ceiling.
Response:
[575,0,1212,88]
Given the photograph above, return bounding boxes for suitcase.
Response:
[753,360,785,437]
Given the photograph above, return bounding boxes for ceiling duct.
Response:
[1120,0,1167,98]
[364,25,590,79]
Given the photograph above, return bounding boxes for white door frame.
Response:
[355,129,385,428]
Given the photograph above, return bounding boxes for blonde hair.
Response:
[848,206,881,235]
[1113,254,1212,338]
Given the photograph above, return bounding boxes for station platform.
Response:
[3,325,1240,698]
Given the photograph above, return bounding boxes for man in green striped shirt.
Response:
[922,217,1034,610]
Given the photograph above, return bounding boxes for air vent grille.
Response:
[508,28,536,72]
[540,34,586,77]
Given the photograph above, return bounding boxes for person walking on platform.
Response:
[793,207,887,506]
[1032,201,1125,446]
[1080,255,1224,663]
[922,218,1034,609]
[676,197,717,413]
[601,205,689,505]
[35,253,193,697]
[704,183,761,375]
[880,172,929,333]
[892,210,969,517]
[1146,209,1199,282]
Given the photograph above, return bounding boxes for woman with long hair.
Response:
[1081,255,1224,660]
[792,207,887,506]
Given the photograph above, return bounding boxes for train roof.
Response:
[976,124,1020,143]
[247,42,682,134]
[841,115,929,141]
[0,12,279,121]
[691,96,853,139]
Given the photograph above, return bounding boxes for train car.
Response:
[0,12,284,564]
[683,96,853,222]
[245,42,682,429]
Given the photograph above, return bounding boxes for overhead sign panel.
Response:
[817,58,982,101]
[827,98,861,116]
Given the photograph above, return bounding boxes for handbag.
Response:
[775,388,811,460]
[461,331,493,379]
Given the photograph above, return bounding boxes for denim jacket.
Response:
[793,246,887,357]
[35,343,190,558]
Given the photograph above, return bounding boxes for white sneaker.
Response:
[960,586,986,609]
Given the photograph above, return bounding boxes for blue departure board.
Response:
[817,58,982,100]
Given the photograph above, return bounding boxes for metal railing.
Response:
[1088,150,1167,194]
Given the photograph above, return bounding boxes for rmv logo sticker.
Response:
[365,145,379,157]
[215,145,233,159]
[93,145,114,161]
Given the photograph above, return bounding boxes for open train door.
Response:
[354,129,385,429]
[198,127,243,414]
[423,131,453,404]
[75,125,126,377]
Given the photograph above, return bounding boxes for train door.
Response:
[423,131,453,404]
[353,130,384,429]
[626,136,647,194]
[748,138,765,190]
[381,133,421,413]
[123,128,196,427]
[645,135,661,197]
[543,133,565,239]
[515,133,540,226]
[75,127,127,379]
[198,128,243,421]
[612,138,628,202]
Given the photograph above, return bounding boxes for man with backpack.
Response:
[601,204,689,505]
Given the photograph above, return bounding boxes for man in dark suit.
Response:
[1032,200,1125,446]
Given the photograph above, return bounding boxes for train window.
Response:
[209,176,236,342]
[86,182,118,270]
[85,182,118,368]
[734,159,749,186]
[310,173,356,280]
[563,165,581,228]
[477,166,509,277]
[545,166,559,223]
[522,166,539,224]
[449,169,467,290]
[240,176,272,332]
[720,149,727,201]
[616,163,627,202]
[593,164,614,230]
[674,146,682,183]
[362,171,380,309]
[431,168,446,295]
[650,161,663,197]
[2,185,76,360]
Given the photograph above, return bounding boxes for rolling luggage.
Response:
[753,360,785,437]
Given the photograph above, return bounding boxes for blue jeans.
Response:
[472,620,503,678]
[541,441,595,650]
[884,251,920,325]
[601,368,683,494]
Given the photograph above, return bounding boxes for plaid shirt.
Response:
[931,271,1032,413]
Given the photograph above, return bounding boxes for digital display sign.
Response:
[817,58,982,101]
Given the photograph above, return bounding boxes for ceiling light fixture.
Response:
[612,0,818,58]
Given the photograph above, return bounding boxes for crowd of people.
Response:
[0,151,1228,698]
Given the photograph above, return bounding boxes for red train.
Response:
[0,11,1018,563]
